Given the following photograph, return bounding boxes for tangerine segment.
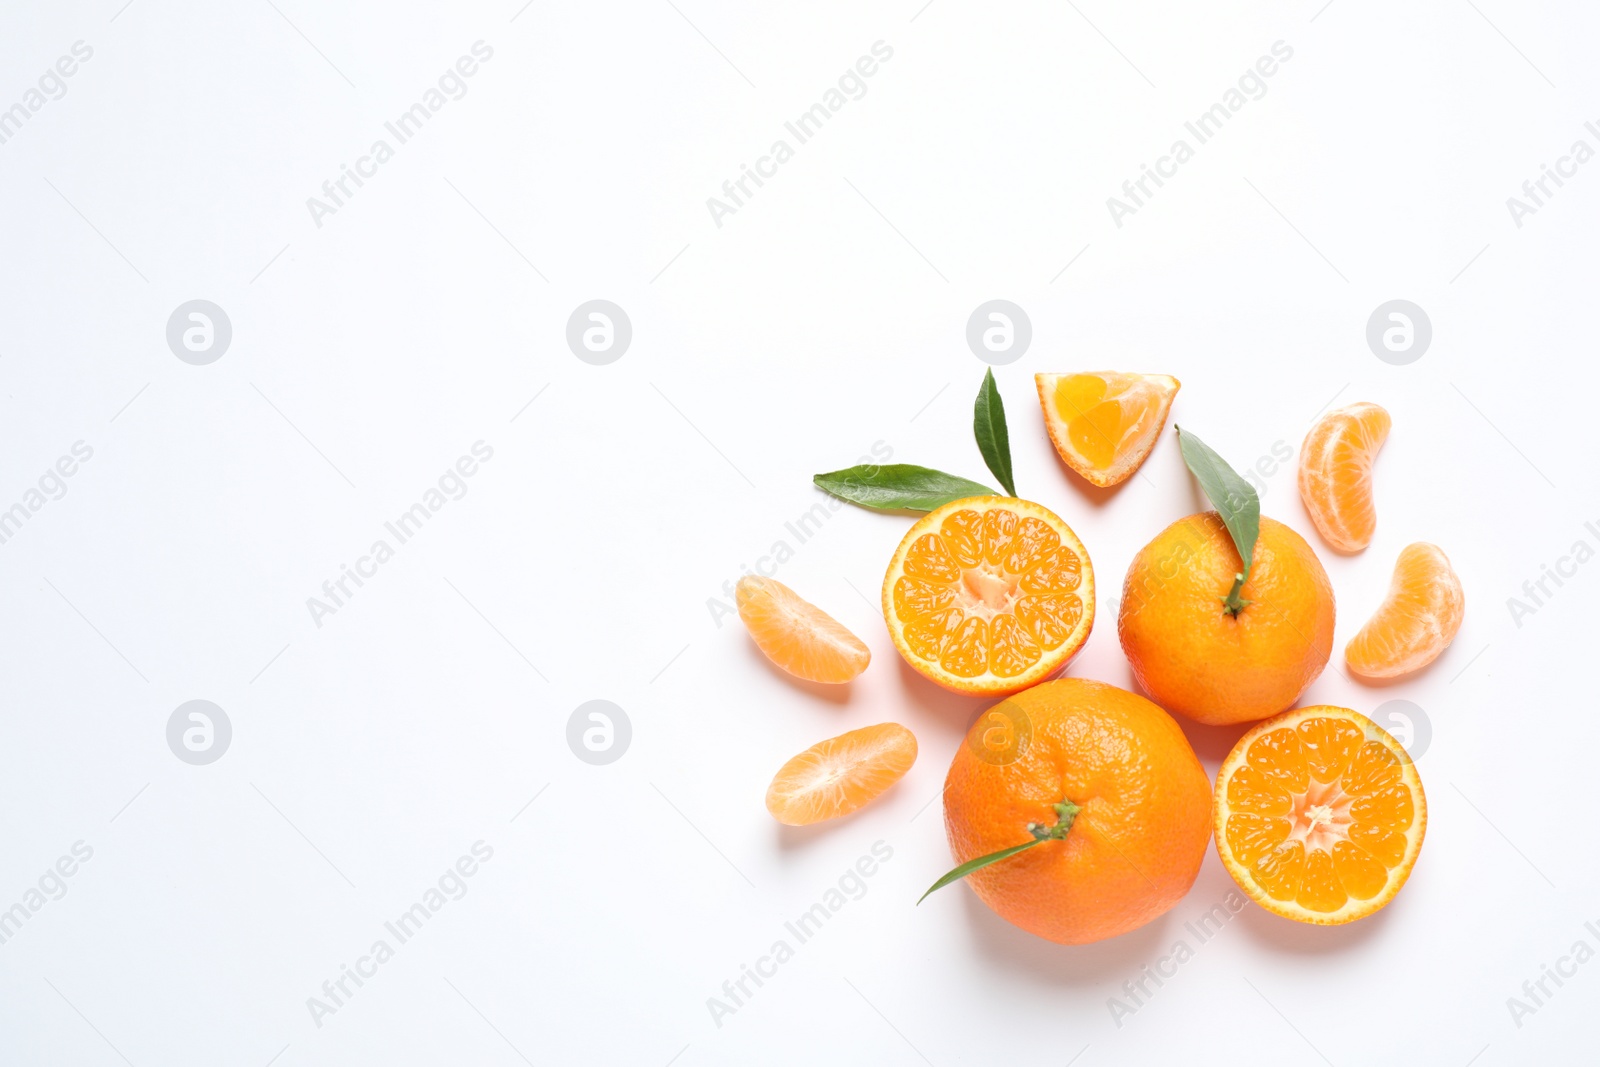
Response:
[765,723,917,825]
[736,576,870,684]
[883,497,1094,696]
[1035,372,1180,488]
[1215,705,1425,925]
[1299,402,1391,553]
[1345,543,1465,680]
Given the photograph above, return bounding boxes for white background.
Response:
[0,1,1595,1064]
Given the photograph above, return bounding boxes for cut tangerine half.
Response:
[1036,372,1180,487]
[765,723,917,825]
[736,576,870,683]
[1215,705,1425,925]
[1298,402,1391,553]
[882,496,1094,696]
[1345,543,1465,680]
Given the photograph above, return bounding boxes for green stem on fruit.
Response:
[917,798,1081,905]
[1221,571,1251,616]
[1031,800,1082,840]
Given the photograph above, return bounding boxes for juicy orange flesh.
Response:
[1223,716,1413,913]
[1050,374,1164,471]
[893,508,1083,679]
[766,724,916,825]
[1054,375,1120,469]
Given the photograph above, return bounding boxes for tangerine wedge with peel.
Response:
[1345,543,1465,680]
[1036,372,1180,487]
[1299,402,1391,552]
[1215,705,1426,924]
[765,723,917,825]
[736,576,870,683]
[882,497,1094,696]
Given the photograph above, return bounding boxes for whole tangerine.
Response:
[939,678,1212,944]
[1117,513,1335,726]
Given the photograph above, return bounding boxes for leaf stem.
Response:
[918,797,1081,904]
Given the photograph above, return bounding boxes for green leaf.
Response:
[1175,426,1260,613]
[917,838,1047,904]
[812,464,996,512]
[973,369,1016,497]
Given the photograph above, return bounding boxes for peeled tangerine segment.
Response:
[765,723,917,825]
[1035,372,1180,487]
[736,576,870,683]
[1345,543,1465,680]
[1216,707,1425,924]
[1298,402,1391,552]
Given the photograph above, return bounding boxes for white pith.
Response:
[1284,778,1355,854]
[957,565,1023,621]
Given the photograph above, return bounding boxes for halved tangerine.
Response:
[882,496,1094,696]
[765,723,917,825]
[1298,402,1391,553]
[736,576,870,683]
[1036,372,1180,487]
[1345,543,1464,680]
[1215,705,1426,925]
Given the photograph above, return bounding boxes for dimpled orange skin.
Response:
[1118,513,1335,726]
[942,679,1213,945]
